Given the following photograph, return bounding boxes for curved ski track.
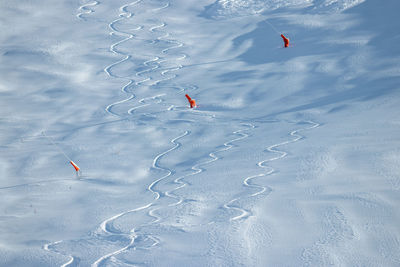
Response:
[43,1,193,266]
[224,120,320,222]
[76,0,99,21]
[92,130,189,267]
[91,123,256,266]
[150,22,187,86]
[44,240,78,267]
[104,0,143,117]
[104,1,187,118]
[164,124,255,225]
[43,2,321,266]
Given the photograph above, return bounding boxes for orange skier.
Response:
[281,34,289,47]
[185,94,196,108]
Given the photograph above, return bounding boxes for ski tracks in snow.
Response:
[104,0,143,117]
[91,130,189,267]
[104,0,187,118]
[151,22,187,86]
[164,123,256,225]
[47,0,322,265]
[224,120,320,222]
[145,130,190,224]
[44,1,193,266]
[76,0,99,21]
[92,123,255,265]
[44,241,78,267]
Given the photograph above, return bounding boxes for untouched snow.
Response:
[202,0,366,18]
[1,0,399,266]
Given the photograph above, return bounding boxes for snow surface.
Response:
[1,0,399,266]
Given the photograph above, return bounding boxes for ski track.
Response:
[43,1,320,265]
[76,0,99,21]
[92,121,256,266]
[101,1,195,248]
[127,93,165,114]
[44,241,78,267]
[43,1,189,266]
[150,22,187,86]
[104,0,187,118]
[104,0,143,117]
[101,0,198,209]
[91,130,189,267]
[224,120,320,222]
[164,123,255,226]
[144,130,191,226]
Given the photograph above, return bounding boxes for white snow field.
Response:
[1,0,399,266]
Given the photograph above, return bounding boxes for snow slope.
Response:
[1,0,399,266]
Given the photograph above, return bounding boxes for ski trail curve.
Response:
[165,124,255,222]
[91,130,188,266]
[44,241,78,267]
[105,1,180,116]
[134,56,160,86]
[152,2,169,12]
[46,2,179,265]
[224,120,320,222]
[150,23,187,86]
[119,2,188,118]
[127,93,165,114]
[148,131,189,201]
[144,130,190,225]
[76,0,99,21]
[104,0,143,117]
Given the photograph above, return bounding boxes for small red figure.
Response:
[281,34,289,47]
[185,94,196,108]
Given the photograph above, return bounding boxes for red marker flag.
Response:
[281,34,289,47]
[70,160,80,172]
[185,94,196,108]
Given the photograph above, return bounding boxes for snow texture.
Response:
[202,0,366,18]
[0,0,399,266]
